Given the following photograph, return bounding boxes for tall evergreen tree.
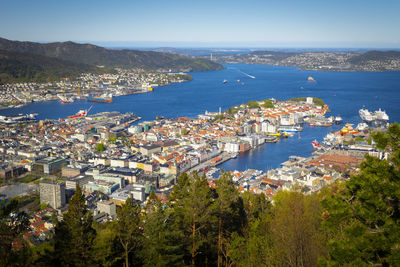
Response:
[142,199,184,267]
[228,192,273,267]
[53,184,96,266]
[321,123,400,266]
[169,171,214,266]
[213,171,246,267]
[115,197,143,267]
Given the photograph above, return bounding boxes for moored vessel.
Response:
[86,93,113,103]
[334,116,342,124]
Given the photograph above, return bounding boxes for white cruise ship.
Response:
[359,108,374,123]
[359,108,389,127]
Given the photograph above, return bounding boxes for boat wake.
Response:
[239,70,256,79]
[229,67,256,79]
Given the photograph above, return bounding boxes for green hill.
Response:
[0,49,106,84]
[348,50,400,65]
[0,37,223,71]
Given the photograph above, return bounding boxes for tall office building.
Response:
[40,181,66,209]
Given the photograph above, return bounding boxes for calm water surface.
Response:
[2,64,400,171]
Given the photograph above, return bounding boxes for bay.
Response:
[2,63,400,171]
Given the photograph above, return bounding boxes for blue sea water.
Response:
[2,63,400,171]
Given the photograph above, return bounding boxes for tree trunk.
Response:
[192,218,196,267]
[125,245,129,267]
[218,215,222,267]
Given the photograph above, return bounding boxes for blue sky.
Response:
[1,0,399,48]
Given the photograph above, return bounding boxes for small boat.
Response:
[335,116,343,124]
[223,79,227,84]
[308,76,315,82]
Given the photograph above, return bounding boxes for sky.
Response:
[1,0,400,48]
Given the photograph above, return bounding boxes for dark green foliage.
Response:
[321,123,400,266]
[262,99,274,108]
[169,172,214,266]
[114,198,143,267]
[53,185,96,266]
[213,171,246,266]
[247,100,260,109]
[0,49,105,84]
[142,199,184,267]
[0,199,30,267]
[0,37,223,74]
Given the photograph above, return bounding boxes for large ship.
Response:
[86,93,113,103]
[359,108,374,123]
[359,108,389,127]
[373,108,389,122]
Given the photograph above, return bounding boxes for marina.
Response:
[1,63,400,171]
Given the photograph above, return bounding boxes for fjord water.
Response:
[2,63,400,171]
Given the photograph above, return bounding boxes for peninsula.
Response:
[209,50,400,71]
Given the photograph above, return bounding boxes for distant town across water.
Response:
[1,63,400,170]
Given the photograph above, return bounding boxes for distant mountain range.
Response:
[0,37,223,84]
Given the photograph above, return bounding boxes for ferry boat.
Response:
[278,125,303,132]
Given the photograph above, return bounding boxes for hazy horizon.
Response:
[2,0,399,49]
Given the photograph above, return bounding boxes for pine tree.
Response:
[142,199,184,267]
[213,171,246,267]
[115,197,143,267]
[321,123,400,266]
[53,184,96,266]
[169,171,214,266]
[228,192,273,267]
